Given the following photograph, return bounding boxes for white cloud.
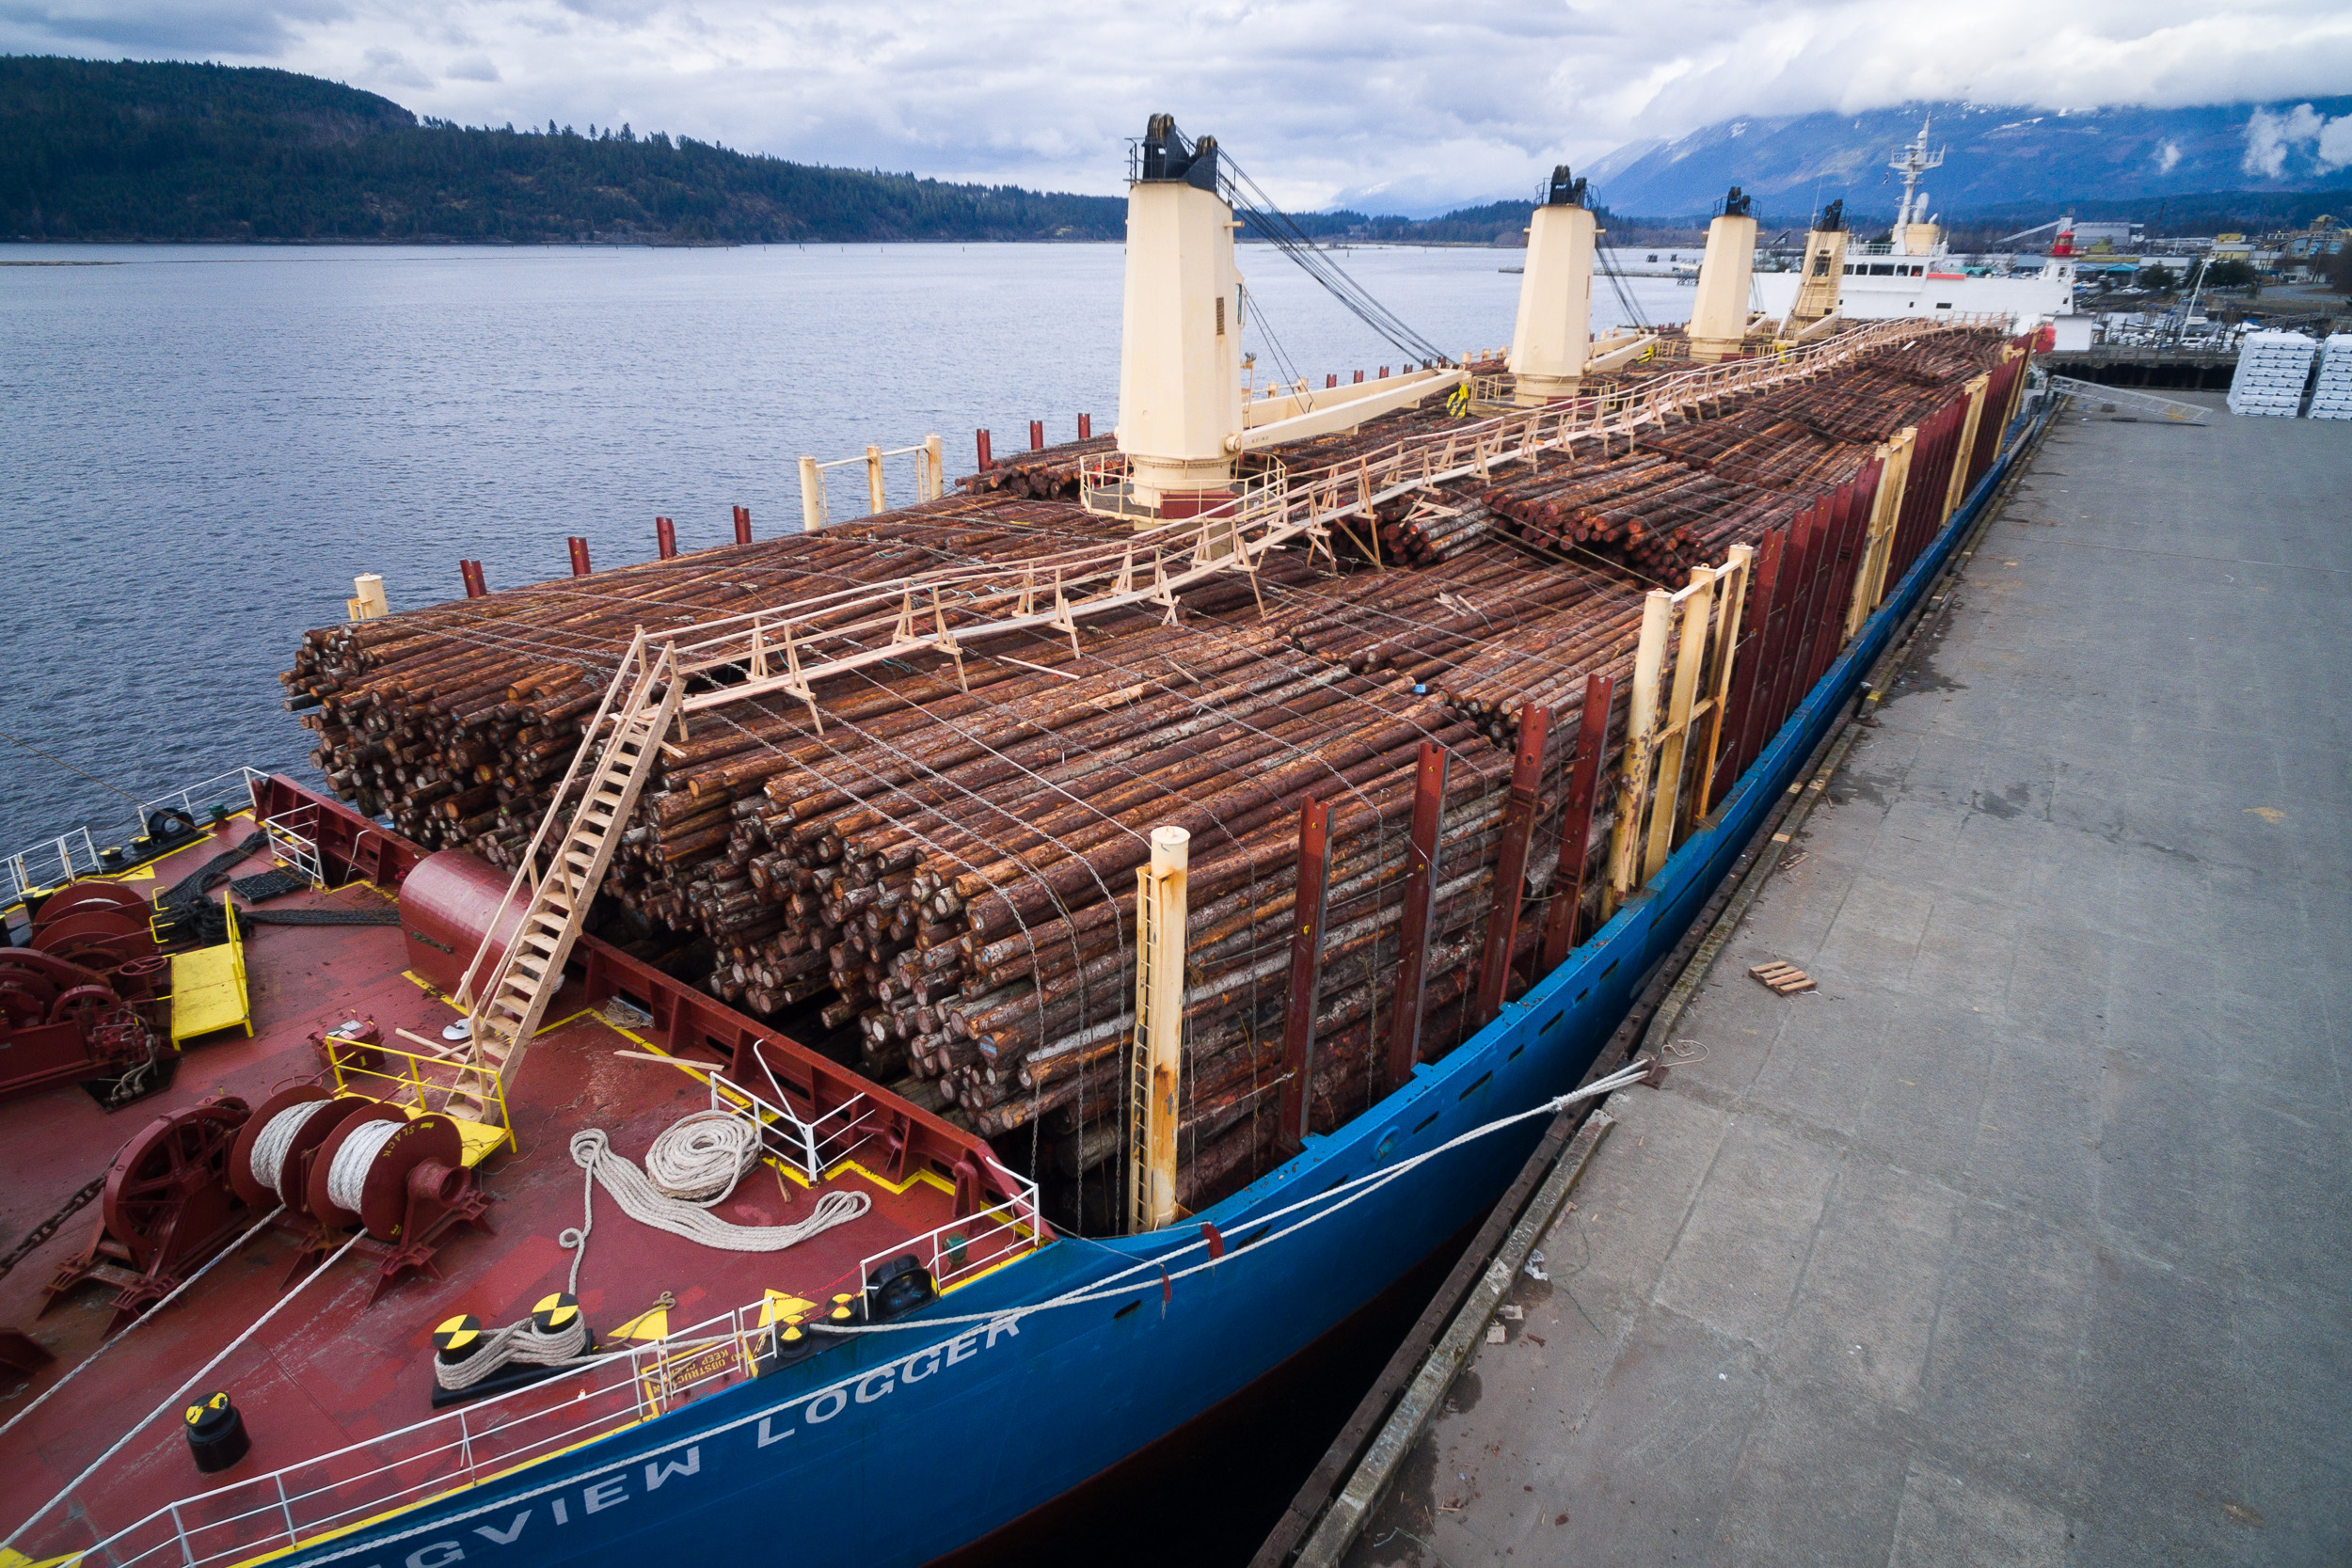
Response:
[358,42,432,90]
[2155,138,2181,171]
[3,0,2349,206]
[2241,99,2352,176]
[2320,113,2352,169]
[2243,101,2319,175]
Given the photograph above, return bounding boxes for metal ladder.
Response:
[447,636,681,1121]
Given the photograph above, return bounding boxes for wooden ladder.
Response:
[447,637,681,1121]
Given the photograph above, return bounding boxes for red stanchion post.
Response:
[1539,675,1615,972]
[1384,742,1450,1091]
[1473,701,1549,1025]
[1276,797,1333,1158]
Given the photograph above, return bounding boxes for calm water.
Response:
[0,240,1688,857]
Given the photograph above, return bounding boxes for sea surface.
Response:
[1,240,1692,858]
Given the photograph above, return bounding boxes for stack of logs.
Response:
[1483,333,2013,578]
[957,435,1118,501]
[283,327,2007,1218]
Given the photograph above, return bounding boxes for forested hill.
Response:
[0,56,1128,244]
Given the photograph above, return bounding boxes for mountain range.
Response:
[7,57,2350,245]
[1585,97,2352,223]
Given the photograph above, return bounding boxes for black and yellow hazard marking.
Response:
[532,1292,580,1333]
[434,1314,483,1354]
[184,1390,231,1426]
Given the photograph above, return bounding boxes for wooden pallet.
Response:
[1748,961,1817,995]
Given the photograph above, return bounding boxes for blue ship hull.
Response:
[283,428,2027,1568]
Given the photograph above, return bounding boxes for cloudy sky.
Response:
[7,0,2350,210]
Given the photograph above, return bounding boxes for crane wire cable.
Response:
[1216,152,1452,368]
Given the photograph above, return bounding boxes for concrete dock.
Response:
[1336,396,2352,1565]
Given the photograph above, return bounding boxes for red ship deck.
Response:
[0,794,1024,1560]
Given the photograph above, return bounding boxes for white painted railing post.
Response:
[799,455,825,532]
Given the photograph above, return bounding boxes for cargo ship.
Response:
[1751,118,2077,327]
[0,119,2040,1568]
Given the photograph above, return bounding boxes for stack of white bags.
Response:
[2309,334,2352,421]
[2227,330,2315,417]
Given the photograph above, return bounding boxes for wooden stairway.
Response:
[447,638,681,1122]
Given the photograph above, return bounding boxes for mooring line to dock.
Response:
[6,1231,363,1551]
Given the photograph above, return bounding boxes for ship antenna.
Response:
[1888,113,1945,230]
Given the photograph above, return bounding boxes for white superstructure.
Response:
[1753,118,2074,329]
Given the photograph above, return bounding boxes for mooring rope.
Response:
[562,1117,869,1293]
[433,1308,592,1392]
[324,1119,405,1214]
[640,1109,765,1205]
[248,1101,332,1192]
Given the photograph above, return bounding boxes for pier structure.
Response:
[1264,391,2352,1565]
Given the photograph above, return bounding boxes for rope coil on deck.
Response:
[561,1117,870,1292]
[641,1110,764,1205]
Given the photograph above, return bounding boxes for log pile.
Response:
[957,435,1118,500]
[1479,453,1799,578]
[1482,331,2010,578]
[280,325,2011,1220]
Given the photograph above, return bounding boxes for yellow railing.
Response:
[325,1034,516,1152]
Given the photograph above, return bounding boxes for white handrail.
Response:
[2,767,271,902]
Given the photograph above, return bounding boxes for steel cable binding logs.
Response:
[281,327,2009,1223]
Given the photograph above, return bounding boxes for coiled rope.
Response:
[325,1119,405,1214]
[561,1117,869,1293]
[641,1110,763,1205]
[433,1308,590,1392]
[249,1101,332,1192]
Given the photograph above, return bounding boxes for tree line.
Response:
[0,56,1127,244]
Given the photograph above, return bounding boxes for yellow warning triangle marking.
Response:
[758,1291,818,1327]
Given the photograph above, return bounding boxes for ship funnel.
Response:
[1507,165,1597,405]
[1689,183,1757,362]
[1116,114,1243,522]
[1788,198,1849,325]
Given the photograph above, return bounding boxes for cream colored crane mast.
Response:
[1507,166,1599,405]
[1117,116,1245,523]
[1787,198,1850,331]
[1690,185,1759,361]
